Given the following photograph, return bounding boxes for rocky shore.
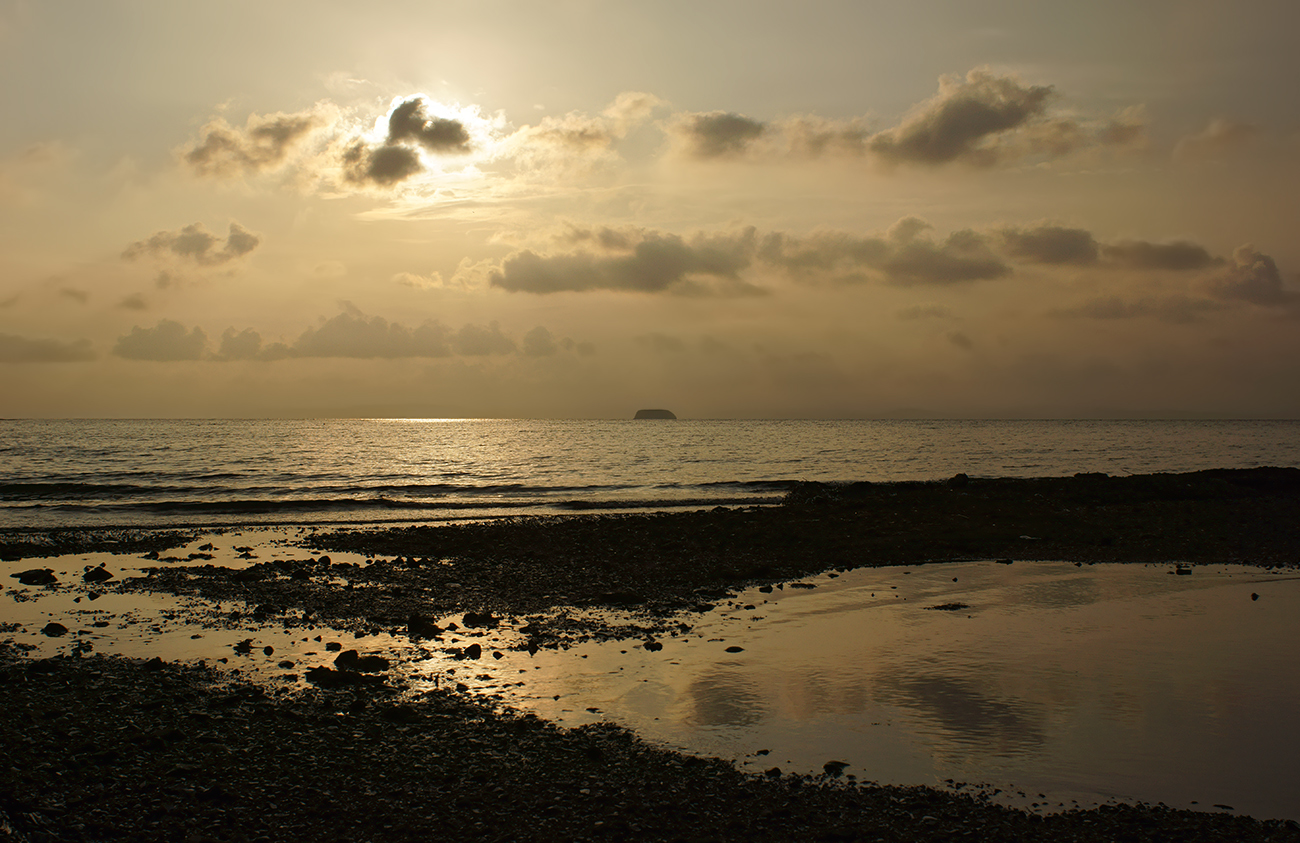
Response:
[3,467,1300,841]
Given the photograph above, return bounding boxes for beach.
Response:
[3,468,1300,841]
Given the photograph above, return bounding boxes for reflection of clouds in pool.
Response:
[875,670,1046,757]
[772,670,872,719]
[684,668,765,727]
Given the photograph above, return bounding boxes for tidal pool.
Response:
[488,560,1300,821]
[4,534,1297,820]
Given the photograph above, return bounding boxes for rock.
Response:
[462,643,483,660]
[823,760,849,776]
[232,639,253,654]
[408,614,443,639]
[82,566,115,583]
[1175,565,1192,576]
[144,656,165,670]
[13,568,57,585]
[304,666,383,688]
[462,611,498,628]
[334,649,389,672]
[1251,592,1260,601]
[41,622,68,637]
[643,640,663,652]
[948,472,970,487]
[278,660,295,669]
[724,646,744,653]
[325,641,343,652]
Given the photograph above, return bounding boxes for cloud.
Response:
[118,293,149,310]
[1101,240,1222,271]
[867,69,1054,166]
[341,96,479,187]
[385,97,473,153]
[489,228,758,294]
[342,141,423,187]
[122,222,261,266]
[670,111,767,158]
[453,322,516,356]
[998,225,1099,265]
[601,91,664,135]
[183,109,323,177]
[1051,295,1223,324]
[522,325,559,357]
[883,230,1010,284]
[59,287,89,304]
[0,333,95,363]
[113,320,208,361]
[1210,246,1298,307]
[211,308,550,360]
[1174,118,1258,161]
[289,307,453,359]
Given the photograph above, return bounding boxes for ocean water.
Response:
[1,418,1298,529]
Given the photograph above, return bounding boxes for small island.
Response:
[634,409,677,419]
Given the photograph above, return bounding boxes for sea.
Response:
[2,418,1299,530]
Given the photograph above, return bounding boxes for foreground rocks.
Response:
[2,652,1294,843]
[104,467,1300,649]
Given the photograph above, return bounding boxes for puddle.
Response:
[4,538,1298,821]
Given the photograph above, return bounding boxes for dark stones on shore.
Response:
[13,568,57,586]
[924,602,971,612]
[333,649,389,672]
[41,622,68,637]
[83,565,115,583]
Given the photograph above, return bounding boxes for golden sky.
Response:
[2,0,1298,418]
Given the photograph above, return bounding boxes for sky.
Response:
[2,0,1299,419]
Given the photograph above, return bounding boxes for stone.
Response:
[82,567,115,583]
[334,649,389,672]
[462,643,483,660]
[13,568,57,585]
[724,646,744,653]
[408,614,443,639]
[41,622,68,637]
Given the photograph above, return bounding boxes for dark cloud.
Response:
[341,97,474,188]
[118,293,148,310]
[1211,247,1298,307]
[1101,240,1222,271]
[113,320,207,361]
[490,229,757,294]
[386,98,472,153]
[758,231,890,276]
[522,325,559,357]
[0,333,95,363]
[59,287,89,304]
[215,328,269,361]
[342,141,423,187]
[184,110,321,177]
[868,70,1054,166]
[122,222,260,266]
[290,308,453,359]
[675,112,766,158]
[999,225,1099,265]
[882,230,1010,285]
[1051,295,1223,324]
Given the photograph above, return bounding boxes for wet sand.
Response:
[3,468,1300,841]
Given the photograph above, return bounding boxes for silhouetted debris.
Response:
[3,652,1290,843]
[13,569,56,586]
